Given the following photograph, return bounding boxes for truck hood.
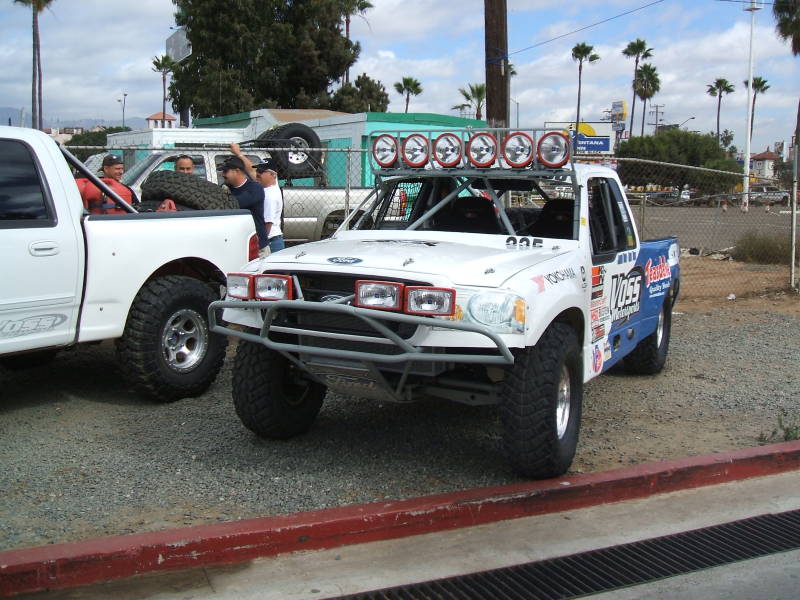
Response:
[267,232,574,287]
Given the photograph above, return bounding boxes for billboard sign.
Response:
[610,101,627,122]
[166,28,191,63]
[544,122,614,155]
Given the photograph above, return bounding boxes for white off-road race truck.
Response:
[210,128,680,478]
[0,126,258,402]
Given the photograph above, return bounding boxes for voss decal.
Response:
[609,267,643,323]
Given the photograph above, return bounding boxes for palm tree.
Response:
[772,0,800,152]
[743,77,770,141]
[571,42,600,144]
[393,77,422,113]
[622,38,653,137]
[706,78,735,144]
[454,83,487,120]
[634,63,660,136]
[14,0,55,130]
[340,0,373,83]
[152,55,177,128]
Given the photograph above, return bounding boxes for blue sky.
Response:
[1,0,796,155]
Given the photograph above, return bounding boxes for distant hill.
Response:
[0,107,146,131]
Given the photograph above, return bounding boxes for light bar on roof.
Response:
[372,134,398,167]
[466,132,498,168]
[433,133,464,168]
[537,131,570,168]
[401,133,430,167]
[502,131,535,168]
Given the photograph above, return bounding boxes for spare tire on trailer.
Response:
[257,123,322,179]
[141,170,237,211]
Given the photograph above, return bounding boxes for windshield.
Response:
[121,153,164,185]
[353,173,578,240]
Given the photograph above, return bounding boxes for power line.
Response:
[509,0,666,57]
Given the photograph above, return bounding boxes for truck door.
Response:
[0,137,82,353]
[586,177,640,373]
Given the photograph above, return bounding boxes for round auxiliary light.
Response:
[372,134,398,168]
[502,131,535,168]
[466,132,498,168]
[537,131,570,168]
[433,133,464,168]
[401,134,430,167]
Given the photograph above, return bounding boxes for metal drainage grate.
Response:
[333,508,800,600]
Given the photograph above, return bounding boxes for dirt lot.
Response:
[0,257,797,551]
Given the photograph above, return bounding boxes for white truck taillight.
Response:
[405,287,455,316]
[227,273,255,299]
[354,280,404,311]
[254,274,293,300]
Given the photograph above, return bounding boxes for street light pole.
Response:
[679,116,695,129]
[510,97,520,128]
[742,0,761,213]
[117,92,127,128]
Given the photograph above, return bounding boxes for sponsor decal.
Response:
[0,314,68,339]
[327,256,363,264]
[617,251,636,264]
[609,267,643,323]
[592,344,603,373]
[591,265,606,299]
[591,323,606,343]
[580,266,587,289]
[505,236,544,250]
[644,255,671,287]
[531,275,545,293]
[603,341,612,361]
[590,305,610,325]
[668,242,679,266]
[543,267,576,285]
[320,294,347,303]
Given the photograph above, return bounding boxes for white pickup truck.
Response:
[0,126,257,402]
[210,127,680,478]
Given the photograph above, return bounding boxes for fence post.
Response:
[345,148,352,230]
[792,142,798,289]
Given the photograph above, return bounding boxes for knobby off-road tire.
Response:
[624,294,672,375]
[499,323,583,479]
[232,332,326,439]
[116,275,227,402]
[257,123,322,179]
[141,170,237,210]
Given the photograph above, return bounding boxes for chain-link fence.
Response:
[73,144,797,298]
[607,157,798,300]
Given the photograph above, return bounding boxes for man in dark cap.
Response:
[77,154,139,214]
[218,156,269,257]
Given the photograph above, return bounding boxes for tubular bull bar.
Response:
[208,299,516,366]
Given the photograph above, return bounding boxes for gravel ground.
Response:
[1,295,798,552]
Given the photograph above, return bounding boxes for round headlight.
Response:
[537,131,570,168]
[401,134,430,167]
[433,133,464,168]
[466,132,498,168]
[467,292,514,326]
[372,134,398,168]
[502,131,535,168]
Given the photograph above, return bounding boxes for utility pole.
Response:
[484,0,509,128]
[649,104,664,134]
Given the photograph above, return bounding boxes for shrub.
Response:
[732,230,794,265]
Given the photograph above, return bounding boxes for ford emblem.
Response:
[327,256,362,264]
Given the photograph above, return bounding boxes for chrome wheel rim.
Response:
[287,136,310,165]
[161,308,208,372]
[655,305,665,348]
[556,364,571,439]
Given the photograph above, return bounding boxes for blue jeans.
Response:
[268,235,285,252]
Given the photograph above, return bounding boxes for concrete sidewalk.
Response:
[4,441,800,599]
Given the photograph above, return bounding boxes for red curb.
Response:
[2,440,799,597]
